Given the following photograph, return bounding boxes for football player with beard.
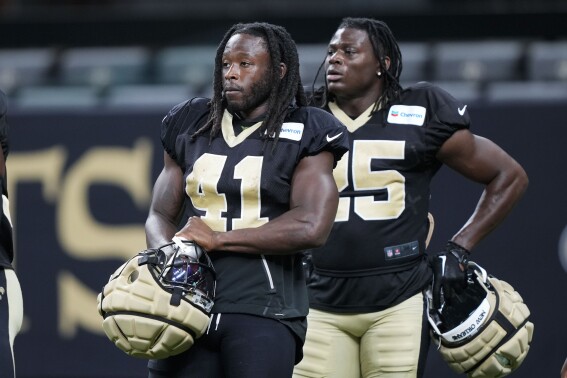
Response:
[144,22,349,378]
[0,90,23,378]
[293,17,528,378]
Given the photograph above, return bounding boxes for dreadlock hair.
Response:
[193,22,307,147]
[311,17,403,112]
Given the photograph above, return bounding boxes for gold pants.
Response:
[294,293,425,378]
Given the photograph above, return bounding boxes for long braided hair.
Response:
[311,17,403,112]
[193,22,307,146]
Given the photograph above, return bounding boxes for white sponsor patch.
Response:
[387,105,426,126]
[278,122,304,141]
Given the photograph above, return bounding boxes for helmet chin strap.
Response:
[466,261,488,283]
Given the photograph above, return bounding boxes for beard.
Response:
[225,74,273,115]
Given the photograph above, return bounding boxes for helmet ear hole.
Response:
[494,353,511,367]
[426,263,534,377]
[97,242,216,359]
[128,270,139,283]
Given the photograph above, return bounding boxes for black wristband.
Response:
[446,240,469,253]
[446,241,470,263]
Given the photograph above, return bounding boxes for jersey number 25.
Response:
[334,140,406,222]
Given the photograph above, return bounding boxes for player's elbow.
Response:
[510,162,529,198]
[300,221,334,249]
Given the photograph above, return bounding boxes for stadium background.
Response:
[2,0,567,377]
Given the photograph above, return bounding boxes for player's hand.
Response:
[430,241,470,309]
[175,216,217,252]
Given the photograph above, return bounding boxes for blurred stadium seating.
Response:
[3,39,567,110]
[297,43,328,88]
[398,42,431,85]
[0,48,58,96]
[14,85,101,110]
[104,84,195,109]
[527,40,567,81]
[431,40,525,83]
[486,81,567,103]
[154,45,217,94]
[58,46,152,88]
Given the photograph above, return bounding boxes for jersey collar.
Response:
[329,101,374,132]
[221,110,263,147]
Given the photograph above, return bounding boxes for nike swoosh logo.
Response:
[326,132,343,142]
[458,105,467,116]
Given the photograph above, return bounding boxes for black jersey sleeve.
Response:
[426,83,471,129]
[410,82,471,163]
[297,106,349,167]
[160,97,210,166]
[0,90,9,159]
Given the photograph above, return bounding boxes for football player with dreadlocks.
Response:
[145,22,348,378]
[293,17,528,377]
[0,90,23,378]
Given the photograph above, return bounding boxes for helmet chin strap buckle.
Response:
[170,286,183,306]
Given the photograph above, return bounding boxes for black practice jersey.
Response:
[0,90,13,269]
[308,82,471,312]
[161,97,348,329]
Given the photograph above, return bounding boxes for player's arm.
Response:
[176,151,339,255]
[561,356,567,378]
[145,151,186,248]
[436,129,528,251]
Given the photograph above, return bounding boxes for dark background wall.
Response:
[6,102,567,378]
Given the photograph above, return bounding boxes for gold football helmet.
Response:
[97,239,215,359]
[426,262,534,378]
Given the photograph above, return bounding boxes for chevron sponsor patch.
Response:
[278,122,304,141]
[387,105,426,126]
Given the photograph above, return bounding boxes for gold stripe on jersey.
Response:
[328,101,374,132]
[221,110,263,147]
